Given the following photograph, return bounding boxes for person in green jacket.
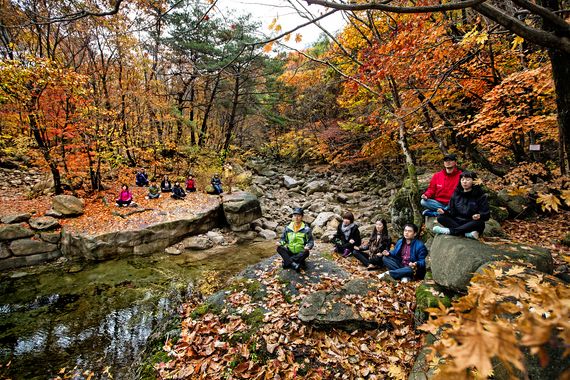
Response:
[276,207,314,272]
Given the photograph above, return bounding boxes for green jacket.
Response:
[279,222,314,255]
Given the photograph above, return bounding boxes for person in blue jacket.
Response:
[135,168,149,187]
[378,223,428,283]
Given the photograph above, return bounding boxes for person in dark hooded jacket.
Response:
[332,211,361,257]
[433,171,490,239]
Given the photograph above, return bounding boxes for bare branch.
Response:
[304,0,487,13]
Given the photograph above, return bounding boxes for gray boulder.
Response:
[10,238,58,256]
[283,175,300,189]
[430,235,552,292]
[52,194,85,216]
[258,229,277,240]
[45,209,63,218]
[0,243,10,259]
[1,213,31,224]
[496,190,530,217]
[311,212,337,229]
[303,180,329,195]
[180,235,214,250]
[0,225,35,241]
[29,216,60,231]
[206,231,226,245]
[298,279,387,331]
[222,191,262,229]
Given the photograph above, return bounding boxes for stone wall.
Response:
[0,214,62,271]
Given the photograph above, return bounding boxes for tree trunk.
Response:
[548,48,570,174]
[199,73,221,147]
[223,71,241,152]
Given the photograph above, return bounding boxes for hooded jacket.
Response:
[447,185,490,222]
[280,222,315,255]
[423,167,462,204]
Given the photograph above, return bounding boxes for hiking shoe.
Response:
[422,210,439,217]
[465,231,480,240]
[433,226,450,235]
[378,271,390,280]
[342,249,351,257]
[401,277,411,283]
[291,262,301,272]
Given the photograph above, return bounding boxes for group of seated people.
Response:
[277,153,490,283]
[117,169,224,206]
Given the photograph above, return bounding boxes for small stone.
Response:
[165,247,181,255]
[45,209,64,218]
[29,216,60,231]
[1,213,32,224]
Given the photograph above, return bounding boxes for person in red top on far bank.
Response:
[420,154,462,217]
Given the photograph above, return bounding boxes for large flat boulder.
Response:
[52,194,85,216]
[1,213,32,224]
[61,203,223,260]
[9,238,58,256]
[221,192,262,228]
[430,235,552,292]
[0,225,35,241]
[298,279,388,331]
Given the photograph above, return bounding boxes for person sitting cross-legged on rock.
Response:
[420,154,462,217]
[276,207,314,272]
[211,174,223,195]
[161,175,173,193]
[433,170,490,240]
[171,182,186,200]
[135,168,149,187]
[185,174,197,192]
[332,211,361,258]
[353,219,392,269]
[116,184,133,207]
[146,181,160,199]
[378,223,428,283]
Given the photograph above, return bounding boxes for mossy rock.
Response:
[489,204,509,222]
[414,279,453,327]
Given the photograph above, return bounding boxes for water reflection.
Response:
[0,241,276,379]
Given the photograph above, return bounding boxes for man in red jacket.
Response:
[421,154,462,217]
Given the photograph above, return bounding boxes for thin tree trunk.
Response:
[223,71,241,152]
[199,73,221,147]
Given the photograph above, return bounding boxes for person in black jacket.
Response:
[433,171,490,239]
[171,181,186,200]
[353,219,392,268]
[332,211,361,257]
[161,175,172,192]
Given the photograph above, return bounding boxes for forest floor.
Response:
[0,185,220,235]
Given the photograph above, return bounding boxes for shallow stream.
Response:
[0,241,276,379]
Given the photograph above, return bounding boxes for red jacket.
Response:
[185,178,196,190]
[423,168,462,205]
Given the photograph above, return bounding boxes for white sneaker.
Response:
[378,271,389,279]
[401,277,410,283]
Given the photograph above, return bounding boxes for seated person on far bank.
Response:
[116,184,133,207]
[276,207,314,272]
[171,182,186,200]
[146,181,160,199]
[433,171,490,240]
[332,211,361,258]
[185,175,197,192]
[353,219,391,269]
[378,223,428,283]
[161,175,173,192]
[135,168,149,187]
[420,154,461,217]
[211,174,223,195]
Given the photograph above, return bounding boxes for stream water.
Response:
[0,241,276,379]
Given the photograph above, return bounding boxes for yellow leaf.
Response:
[507,186,529,197]
[263,42,274,53]
[268,18,277,30]
[274,24,282,33]
[536,192,561,212]
[511,35,524,50]
[560,189,570,206]
[284,33,291,42]
[295,33,302,43]
[506,266,525,276]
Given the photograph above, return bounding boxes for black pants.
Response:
[437,215,485,235]
[277,246,309,268]
[116,200,131,207]
[353,250,385,267]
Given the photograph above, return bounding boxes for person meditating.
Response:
[332,211,361,258]
[276,207,314,272]
[420,154,462,217]
[433,171,490,240]
[352,219,391,269]
[116,184,133,207]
